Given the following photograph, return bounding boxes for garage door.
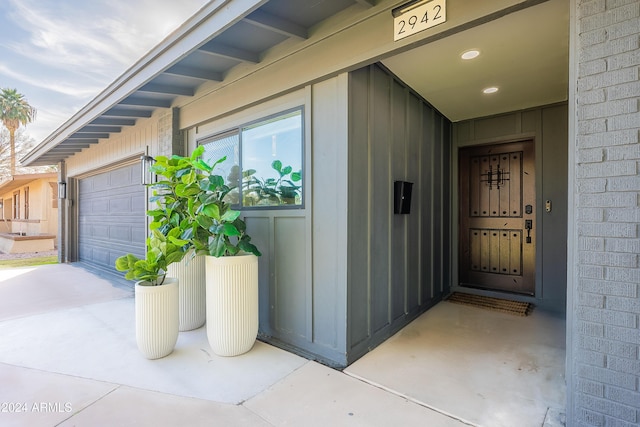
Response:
[78,163,146,274]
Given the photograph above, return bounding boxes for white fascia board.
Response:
[22,0,267,166]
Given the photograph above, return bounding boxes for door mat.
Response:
[446,292,532,316]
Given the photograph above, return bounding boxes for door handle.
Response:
[525,220,532,243]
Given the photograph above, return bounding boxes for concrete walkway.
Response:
[0,264,470,427]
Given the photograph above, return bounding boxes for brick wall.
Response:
[157,107,184,157]
[572,0,640,425]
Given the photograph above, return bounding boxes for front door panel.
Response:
[459,140,535,295]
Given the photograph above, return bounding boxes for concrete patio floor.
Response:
[0,263,566,426]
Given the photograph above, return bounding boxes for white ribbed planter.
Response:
[167,254,206,331]
[135,278,179,359]
[205,254,258,357]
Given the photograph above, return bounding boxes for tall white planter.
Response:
[135,278,179,359]
[206,254,259,356]
[167,254,206,331]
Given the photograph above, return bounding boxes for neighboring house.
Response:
[0,172,57,253]
[21,1,640,425]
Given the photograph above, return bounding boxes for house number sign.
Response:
[393,0,446,42]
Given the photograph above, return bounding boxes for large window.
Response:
[201,108,303,208]
[202,131,241,205]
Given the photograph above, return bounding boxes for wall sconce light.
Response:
[58,182,67,199]
[140,155,155,185]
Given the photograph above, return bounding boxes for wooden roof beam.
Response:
[90,117,136,126]
[102,108,153,118]
[198,42,259,64]
[137,83,194,96]
[67,133,109,139]
[243,10,308,40]
[163,65,223,81]
[78,125,122,133]
[119,97,173,108]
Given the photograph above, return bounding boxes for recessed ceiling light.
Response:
[461,50,480,60]
[483,87,499,94]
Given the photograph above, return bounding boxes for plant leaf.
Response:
[168,236,189,247]
[195,213,213,229]
[209,235,227,257]
[193,158,212,172]
[190,145,205,160]
[210,156,227,170]
[115,255,135,271]
[221,209,241,222]
[175,183,200,197]
[201,203,220,219]
[238,238,262,257]
[221,223,240,236]
[165,251,185,265]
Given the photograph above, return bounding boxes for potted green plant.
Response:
[242,160,301,206]
[115,227,188,359]
[149,151,208,332]
[181,145,262,356]
[271,160,302,205]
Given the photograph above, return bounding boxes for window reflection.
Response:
[200,108,303,208]
[242,110,302,207]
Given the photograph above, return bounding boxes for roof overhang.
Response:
[22,0,374,167]
[21,0,567,168]
[0,173,58,195]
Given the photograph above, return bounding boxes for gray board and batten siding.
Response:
[347,64,452,365]
[191,87,340,365]
[218,64,452,368]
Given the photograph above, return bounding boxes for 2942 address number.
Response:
[394,0,446,41]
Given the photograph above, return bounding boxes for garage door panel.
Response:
[110,167,137,188]
[87,224,109,239]
[93,199,111,213]
[109,196,132,213]
[132,195,146,212]
[96,174,110,191]
[80,214,144,225]
[110,224,143,242]
[92,247,111,265]
[83,186,141,199]
[78,163,146,274]
[131,226,146,244]
[80,242,133,252]
[79,223,145,242]
[109,225,131,241]
[109,195,145,215]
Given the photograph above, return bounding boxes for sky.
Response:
[0,0,211,144]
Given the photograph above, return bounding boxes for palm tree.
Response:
[0,88,37,175]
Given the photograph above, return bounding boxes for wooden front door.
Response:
[459,140,536,295]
